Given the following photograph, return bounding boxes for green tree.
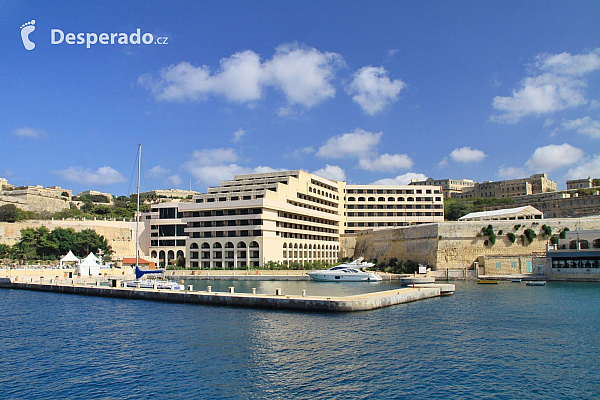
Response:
[0,204,21,222]
[445,199,471,220]
[0,243,11,258]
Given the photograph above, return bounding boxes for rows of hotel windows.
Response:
[188,219,261,228]
[552,258,600,268]
[282,242,339,264]
[307,187,339,199]
[297,193,338,208]
[188,241,260,269]
[347,196,441,202]
[189,230,262,239]
[347,211,443,217]
[150,224,186,237]
[287,199,339,215]
[194,194,264,203]
[346,188,440,195]
[347,204,443,210]
[310,178,338,193]
[183,208,262,218]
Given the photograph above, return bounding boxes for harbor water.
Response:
[0,281,599,399]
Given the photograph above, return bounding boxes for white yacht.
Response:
[125,278,185,290]
[308,258,382,282]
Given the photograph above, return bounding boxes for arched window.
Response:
[151,250,157,258]
[213,242,222,248]
[358,197,366,201]
[190,243,199,249]
[237,242,247,248]
[225,242,234,248]
[348,197,356,201]
[201,242,210,249]
[368,197,375,201]
[378,197,385,201]
[388,197,395,201]
[249,241,259,248]
[397,197,405,202]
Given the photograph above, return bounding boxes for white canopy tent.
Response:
[59,250,80,268]
[459,205,543,221]
[78,255,101,276]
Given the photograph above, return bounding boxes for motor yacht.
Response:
[308,257,382,282]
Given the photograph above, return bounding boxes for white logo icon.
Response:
[20,20,36,50]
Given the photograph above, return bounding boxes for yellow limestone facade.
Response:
[147,170,443,269]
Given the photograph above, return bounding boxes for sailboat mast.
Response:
[135,144,141,269]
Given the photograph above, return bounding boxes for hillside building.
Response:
[452,173,557,200]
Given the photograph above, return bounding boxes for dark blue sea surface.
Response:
[0,281,599,399]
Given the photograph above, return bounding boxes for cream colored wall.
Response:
[0,219,142,259]
[348,217,600,270]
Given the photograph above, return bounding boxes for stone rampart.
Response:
[0,219,141,258]
[349,217,600,270]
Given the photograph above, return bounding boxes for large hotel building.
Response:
[143,170,444,268]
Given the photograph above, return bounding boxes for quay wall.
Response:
[351,217,600,270]
[0,279,453,312]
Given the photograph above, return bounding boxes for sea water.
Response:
[0,281,599,399]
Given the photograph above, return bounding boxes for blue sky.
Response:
[2,1,600,196]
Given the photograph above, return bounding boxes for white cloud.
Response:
[140,43,343,109]
[285,147,314,159]
[358,153,413,172]
[55,166,126,186]
[167,175,182,186]
[371,172,428,185]
[562,116,600,139]
[492,49,600,123]
[450,147,487,163]
[492,74,587,123]
[525,143,583,172]
[346,66,406,115]
[316,128,382,158]
[265,43,343,108]
[14,127,47,139]
[232,128,246,143]
[566,154,600,179]
[147,165,170,179]
[535,50,600,76]
[498,166,526,179]
[183,148,280,186]
[436,157,450,168]
[312,165,346,181]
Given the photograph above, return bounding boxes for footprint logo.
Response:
[20,20,36,50]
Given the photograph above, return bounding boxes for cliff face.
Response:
[349,217,600,269]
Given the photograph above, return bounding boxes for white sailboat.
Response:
[124,144,184,291]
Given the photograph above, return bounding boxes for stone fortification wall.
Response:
[0,193,70,213]
[350,217,600,270]
[0,219,141,258]
[353,224,440,267]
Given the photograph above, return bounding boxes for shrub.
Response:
[541,224,552,237]
[506,232,516,243]
[481,225,496,245]
[550,235,559,245]
[514,224,521,231]
[560,227,570,239]
[524,228,537,244]
[498,230,503,235]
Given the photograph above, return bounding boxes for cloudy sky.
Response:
[2,1,600,195]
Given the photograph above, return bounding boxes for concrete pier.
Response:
[0,278,454,312]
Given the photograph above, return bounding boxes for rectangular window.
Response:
[495,261,501,269]
[511,261,517,269]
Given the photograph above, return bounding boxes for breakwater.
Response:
[0,278,453,312]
